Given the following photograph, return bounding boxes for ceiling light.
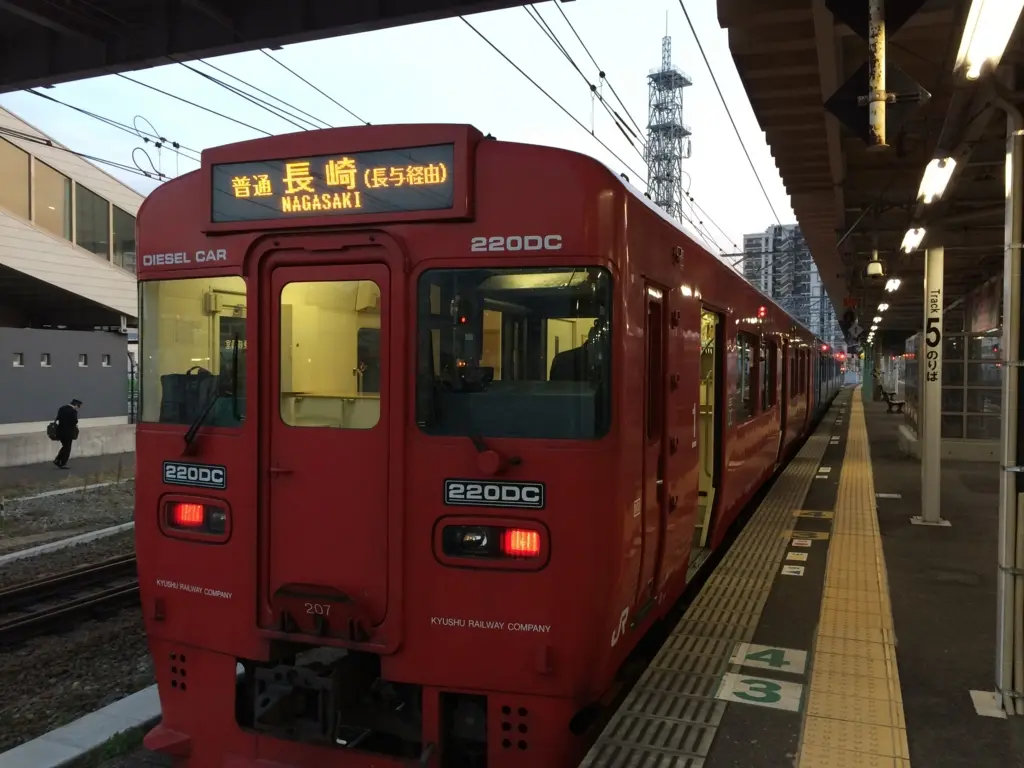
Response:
[955,0,1024,81]
[917,157,957,204]
[901,228,926,253]
[870,325,878,331]
[873,316,882,323]
[878,303,889,312]
[885,277,901,292]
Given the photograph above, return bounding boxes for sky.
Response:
[0,0,796,256]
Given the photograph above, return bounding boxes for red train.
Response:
[134,124,843,767]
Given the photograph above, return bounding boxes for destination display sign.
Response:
[210,143,455,222]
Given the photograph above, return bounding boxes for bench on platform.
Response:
[880,389,905,414]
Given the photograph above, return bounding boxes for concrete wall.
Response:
[0,423,134,467]
[1,328,128,423]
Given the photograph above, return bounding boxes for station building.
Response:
[0,105,139,467]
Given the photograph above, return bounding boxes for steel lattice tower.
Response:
[645,32,692,222]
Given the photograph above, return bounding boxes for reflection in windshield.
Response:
[416,267,612,440]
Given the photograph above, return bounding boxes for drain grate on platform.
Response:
[579,398,846,768]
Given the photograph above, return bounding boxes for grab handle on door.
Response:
[269,467,293,476]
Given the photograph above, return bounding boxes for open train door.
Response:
[259,252,395,647]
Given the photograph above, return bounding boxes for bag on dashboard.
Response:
[159,366,217,424]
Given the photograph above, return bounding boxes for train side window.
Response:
[279,280,382,430]
[140,276,247,427]
[734,331,756,423]
[761,340,777,411]
[416,266,612,440]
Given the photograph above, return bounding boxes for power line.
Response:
[523,6,645,160]
[198,58,333,129]
[0,126,168,181]
[117,73,273,137]
[261,50,369,126]
[677,0,782,226]
[549,1,647,140]
[174,58,317,132]
[26,89,202,164]
[460,15,648,186]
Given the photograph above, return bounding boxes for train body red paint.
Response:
[134,124,842,767]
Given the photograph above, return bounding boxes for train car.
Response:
[134,124,843,768]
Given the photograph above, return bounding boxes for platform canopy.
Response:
[0,0,562,94]
[718,0,1016,341]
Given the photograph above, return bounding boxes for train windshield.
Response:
[416,266,612,440]
[139,276,247,427]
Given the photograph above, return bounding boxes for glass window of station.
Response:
[140,277,247,428]
[416,266,612,440]
[0,137,137,275]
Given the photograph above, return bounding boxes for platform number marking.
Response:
[791,539,812,548]
[786,551,808,561]
[715,673,804,712]
[781,565,806,576]
[730,643,807,675]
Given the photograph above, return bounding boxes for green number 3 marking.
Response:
[734,678,783,703]
[746,648,791,668]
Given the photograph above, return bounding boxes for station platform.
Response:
[583,387,1024,767]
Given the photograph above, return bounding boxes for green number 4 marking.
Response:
[734,678,783,703]
[745,648,790,668]
[729,642,808,675]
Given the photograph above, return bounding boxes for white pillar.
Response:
[912,245,950,527]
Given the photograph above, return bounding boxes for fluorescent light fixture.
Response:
[955,0,1024,80]
[878,303,890,312]
[917,157,957,204]
[901,227,926,253]
[870,325,878,331]
[885,277,902,292]
[873,316,882,323]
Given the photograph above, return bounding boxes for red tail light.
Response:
[163,500,230,540]
[439,522,547,567]
[502,528,541,557]
[171,503,205,527]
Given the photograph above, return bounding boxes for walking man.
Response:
[53,398,81,469]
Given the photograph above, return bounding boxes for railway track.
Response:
[0,554,140,647]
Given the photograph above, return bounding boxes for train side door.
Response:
[260,258,393,642]
[637,285,667,607]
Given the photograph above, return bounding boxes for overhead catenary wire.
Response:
[677,0,783,226]
[0,126,168,181]
[523,5,646,161]
[26,89,203,165]
[261,50,370,126]
[460,15,649,187]
[116,73,274,137]
[173,58,318,133]
[549,1,647,141]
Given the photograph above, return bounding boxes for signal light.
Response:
[165,501,228,537]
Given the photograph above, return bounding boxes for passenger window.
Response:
[279,280,381,430]
[734,331,756,423]
[140,276,247,427]
[416,267,612,440]
[760,340,772,411]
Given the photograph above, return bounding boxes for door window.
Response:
[279,280,382,429]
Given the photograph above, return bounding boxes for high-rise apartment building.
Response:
[741,224,843,346]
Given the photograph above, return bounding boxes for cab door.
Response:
[260,256,392,644]
[637,285,667,607]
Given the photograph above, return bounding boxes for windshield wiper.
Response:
[182,384,224,454]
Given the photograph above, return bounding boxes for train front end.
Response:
[134,125,631,767]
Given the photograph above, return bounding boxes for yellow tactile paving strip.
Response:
[798,389,910,768]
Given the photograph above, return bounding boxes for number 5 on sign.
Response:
[715,673,804,712]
